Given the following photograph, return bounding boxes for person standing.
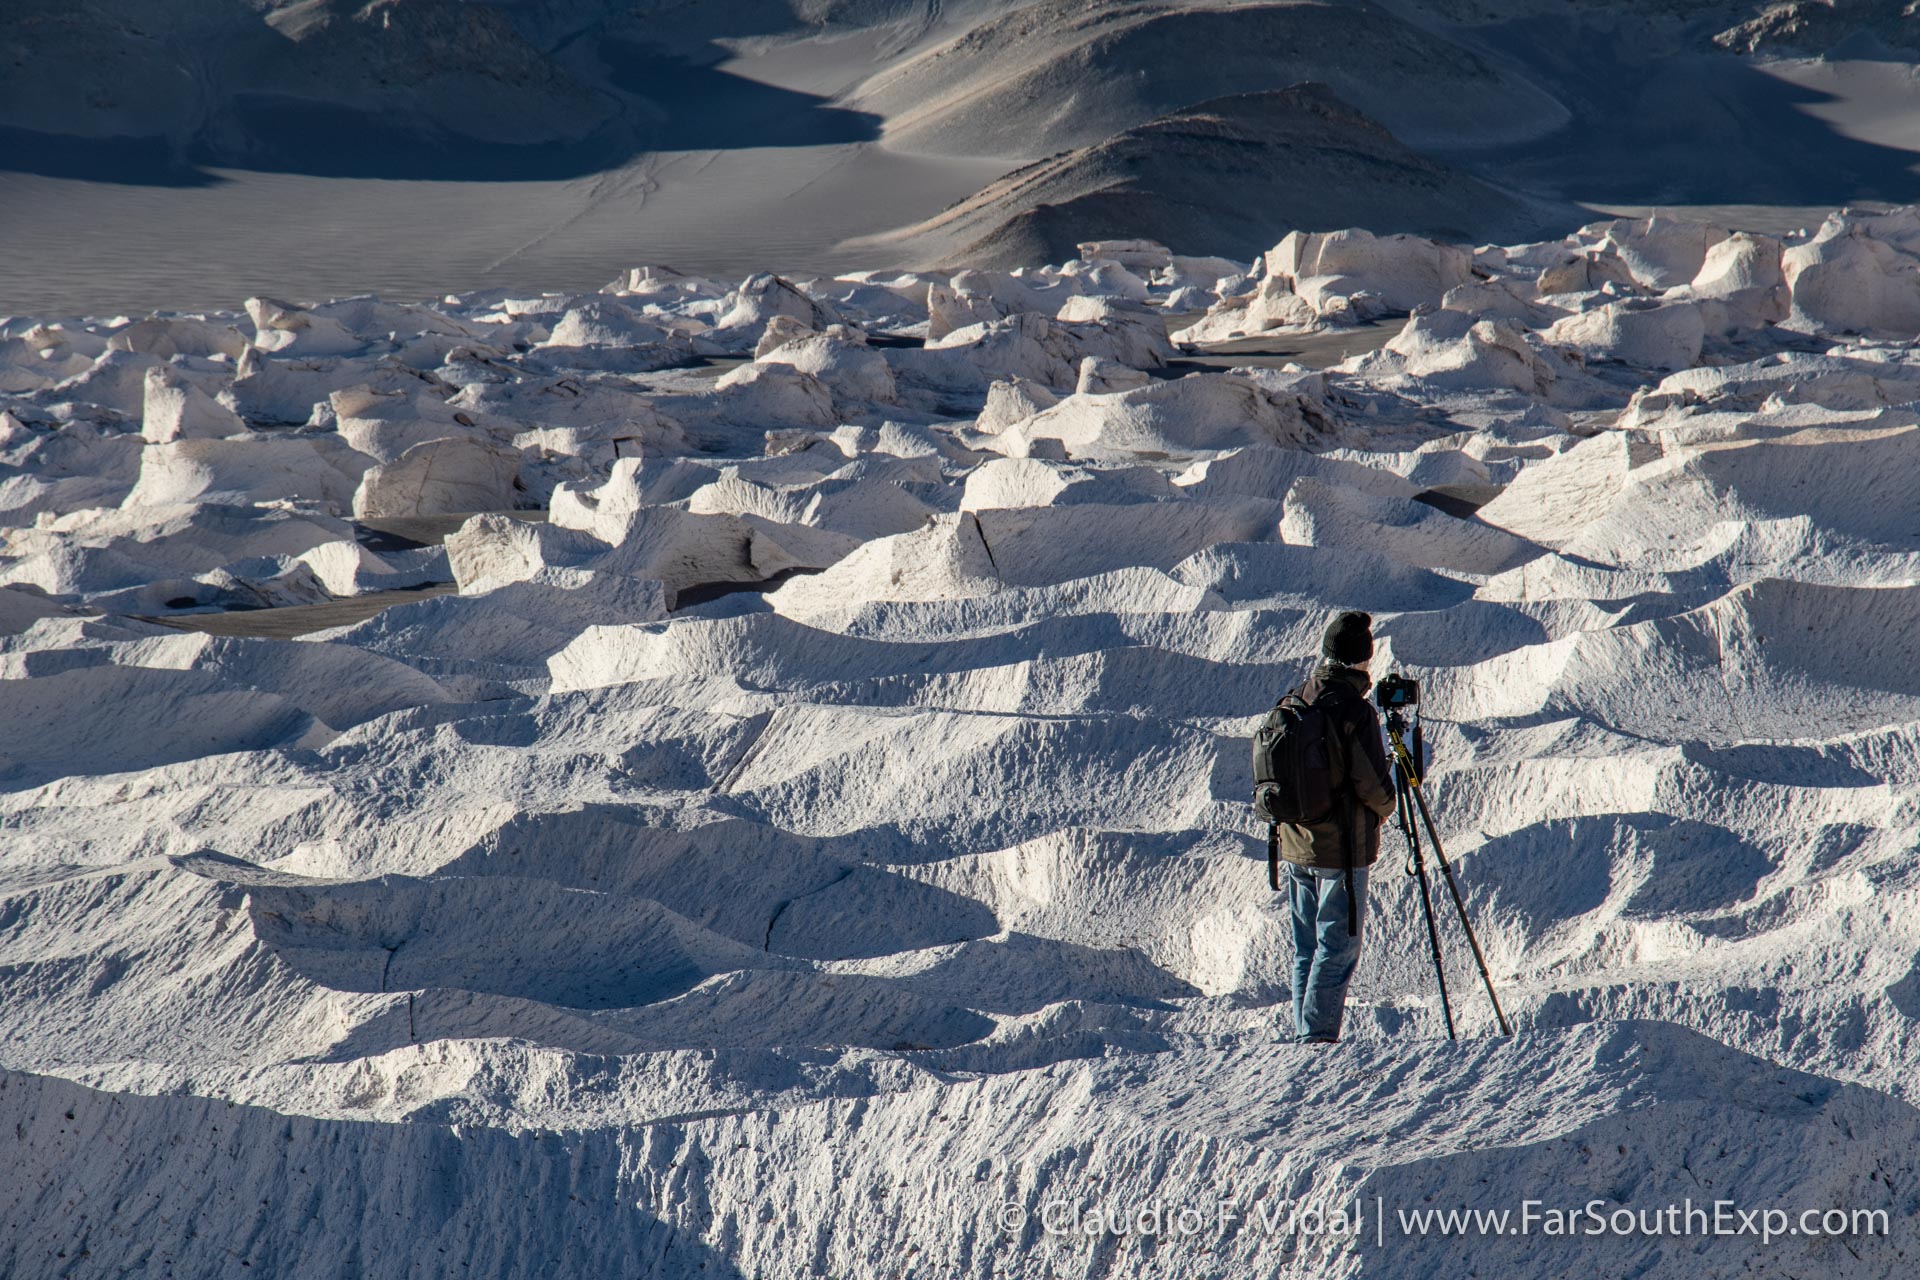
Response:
[1276,611,1397,1043]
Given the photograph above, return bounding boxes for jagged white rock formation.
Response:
[1,207,1918,1279]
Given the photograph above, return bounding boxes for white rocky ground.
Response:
[2,211,1918,1277]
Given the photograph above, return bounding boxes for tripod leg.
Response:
[1399,769,1454,1040]
[1409,784,1513,1036]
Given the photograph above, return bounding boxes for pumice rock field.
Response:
[2,212,1918,1276]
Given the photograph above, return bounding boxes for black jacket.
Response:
[1276,662,1397,870]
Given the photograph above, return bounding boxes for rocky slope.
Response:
[877,84,1561,269]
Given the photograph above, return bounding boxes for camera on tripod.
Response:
[1368,670,1513,1040]
[1374,673,1420,710]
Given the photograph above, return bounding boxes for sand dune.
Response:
[10,2,1920,314]
[867,84,1561,269]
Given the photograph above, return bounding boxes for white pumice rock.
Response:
[753,314,815,359]
[1675,231,1791,333]
[925,280,1005,341]
[3,206,1919,1280]
[960,456,1176,513]
[43,348,167,417]
[601,265,728,303]
[448,377,689,457]
[996,370,1327,462]
[1076,240,1173,274]
[1158,254,1245,290]
[352,435,524,519]
[1347,308,1563,395]
[454,463,857,606]
[226,351,451,426]
[1053,293,1174,368]
[1782,212,1920,335]
[244,296,368,358]
[1598,214,1731,290]
[905,312,1083,391]
[805,275,934,330]
[711,273,843,349]
[1074,355,1152,395]
[141,365,248,443]
[541,299,676,349]
[756,325,898,405]
[330,385,499,464]
[974,376,1062,434]
[1535,248,1641,298]
[707,361,840,428]
[1159,285,1213,314]
[108,317,250,361]
[123,433,367,511]
[1624,352,1920,422]
[1440,277,1559,329]
[1266,228,1474,314]
[954,267,1078,316]
[1170,275,1318,344]
[1279,474,1539,575]
[1544,297,1706,372]
[1059,258,1152,301]
[294,538,444,597]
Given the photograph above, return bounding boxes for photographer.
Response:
[1270,611,1398,1044]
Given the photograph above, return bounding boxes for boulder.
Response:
[352,435,522,519]
[754,315,815,359]
[1054,295,1173,369]
[926,280,1005,342]
[123,434,366,510]
[1354,308,1560,394]
[1171,276,1317,344]
[141,365,248,443]
[1599,215,1730,290]
[1075,356,1152,395]
[975,377,1063,434]
[1678,232,1790,333]
[331,385,497,463]
[756,325,898,404]
[244,296,366,358]
[1782,215,1920,335]
[1076,240,1173,274]
[1158,255,1246,290]
[709,362,840,428]
[1536,250,1639,297]
[1544,299,1705,372]
[109,317,249,361]
[998,371,1326,462]
[1060,259,1152,302]
[713,273,842,348]
[1266,228,1473,314]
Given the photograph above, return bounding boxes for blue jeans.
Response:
[1289,863,1368,1042]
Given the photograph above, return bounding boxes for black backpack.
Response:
[1252,682,1361,905]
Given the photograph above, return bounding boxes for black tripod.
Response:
[1384,707,1511,1039]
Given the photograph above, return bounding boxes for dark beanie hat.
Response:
[1322,610,1374,664]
